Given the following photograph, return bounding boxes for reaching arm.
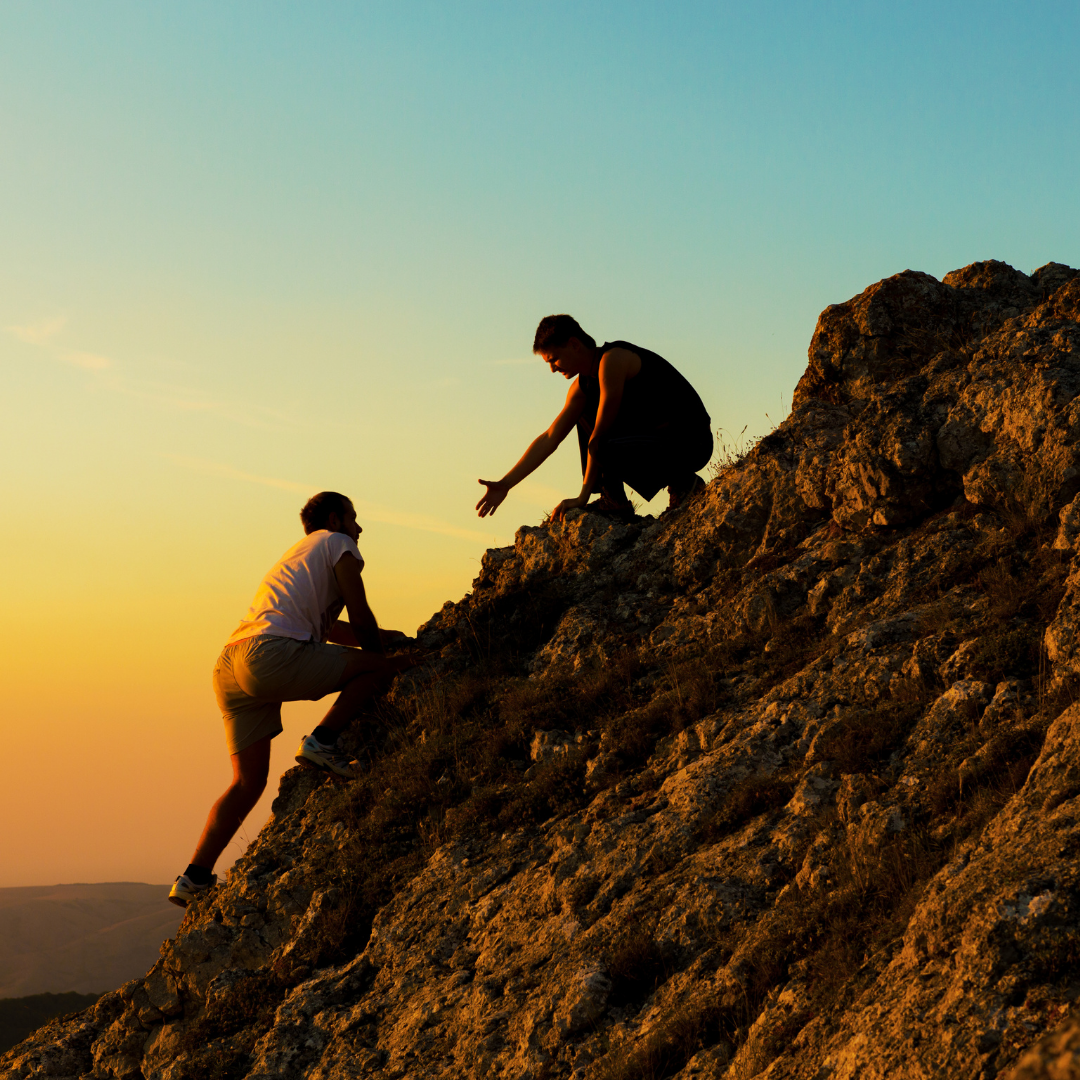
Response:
[552,348,638,519]
[327,624,411,649]
[330,552,383,652]
[476,381,586,518]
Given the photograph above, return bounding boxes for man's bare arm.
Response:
[332,552,382,652]
[553,348,639,519]
[326,622,359,646]
[476,380,586,518]
[327,623,411,649]
[589,347,637,447]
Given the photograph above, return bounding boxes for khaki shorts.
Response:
[213,635,351,755]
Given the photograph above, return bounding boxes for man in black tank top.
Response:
[477,314,712,521]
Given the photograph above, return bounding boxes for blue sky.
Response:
[4,4,1077,469]
[1,1,1077,885]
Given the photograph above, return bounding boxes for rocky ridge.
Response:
[6,259,1080,1079]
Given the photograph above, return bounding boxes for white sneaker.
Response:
[295,734,358,779]
[168,872,217,908]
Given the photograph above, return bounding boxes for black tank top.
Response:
[578,340,711,437]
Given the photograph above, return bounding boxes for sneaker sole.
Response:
[295,753,354,779]
[168,894,190,908]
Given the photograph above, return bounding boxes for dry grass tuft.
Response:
[708,426,761,482]
[815,702,923,775]
[698,770,798,843]
[606,921,672,1008]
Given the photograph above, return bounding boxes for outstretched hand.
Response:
[477,478,510,518]
[552,494,589,521]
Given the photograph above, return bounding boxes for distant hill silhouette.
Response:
[0,883,182,998]
[0,992,101,1054]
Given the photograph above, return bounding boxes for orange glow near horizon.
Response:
[0,514,508,887]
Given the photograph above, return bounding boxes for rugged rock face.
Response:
[7,259,1080,1080]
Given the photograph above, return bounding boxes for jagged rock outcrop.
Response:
[6,259,1080,1080]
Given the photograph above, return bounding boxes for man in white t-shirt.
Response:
[169,491,418,907]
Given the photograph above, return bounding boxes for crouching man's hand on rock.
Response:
[553,494,589,521]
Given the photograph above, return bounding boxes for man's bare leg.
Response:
[316,651,414,738]
[190,736,272,871]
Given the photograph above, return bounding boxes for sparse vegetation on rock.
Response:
[6,259,1080,1080]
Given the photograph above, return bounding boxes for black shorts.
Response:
[580,424,713,501]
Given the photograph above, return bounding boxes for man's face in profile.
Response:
[326,502,362,542]
[540,337,590,379]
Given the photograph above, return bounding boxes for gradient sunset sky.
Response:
[2,2,1077,887]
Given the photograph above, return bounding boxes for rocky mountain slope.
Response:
[6,258,1080,1080]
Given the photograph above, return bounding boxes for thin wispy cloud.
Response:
[166,455,310,493]
[100,375,299,431]
[63,350,112,371]
[7,311,296,432]
[6,315,68,345]
[166,454,497,544]
[121,381,224,413]
[513,479,567,510]
[360,502,495,544]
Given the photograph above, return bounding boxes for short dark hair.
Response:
[300,491,352,534]
[533,314,596,353]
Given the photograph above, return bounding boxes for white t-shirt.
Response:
[226,530,365,646]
